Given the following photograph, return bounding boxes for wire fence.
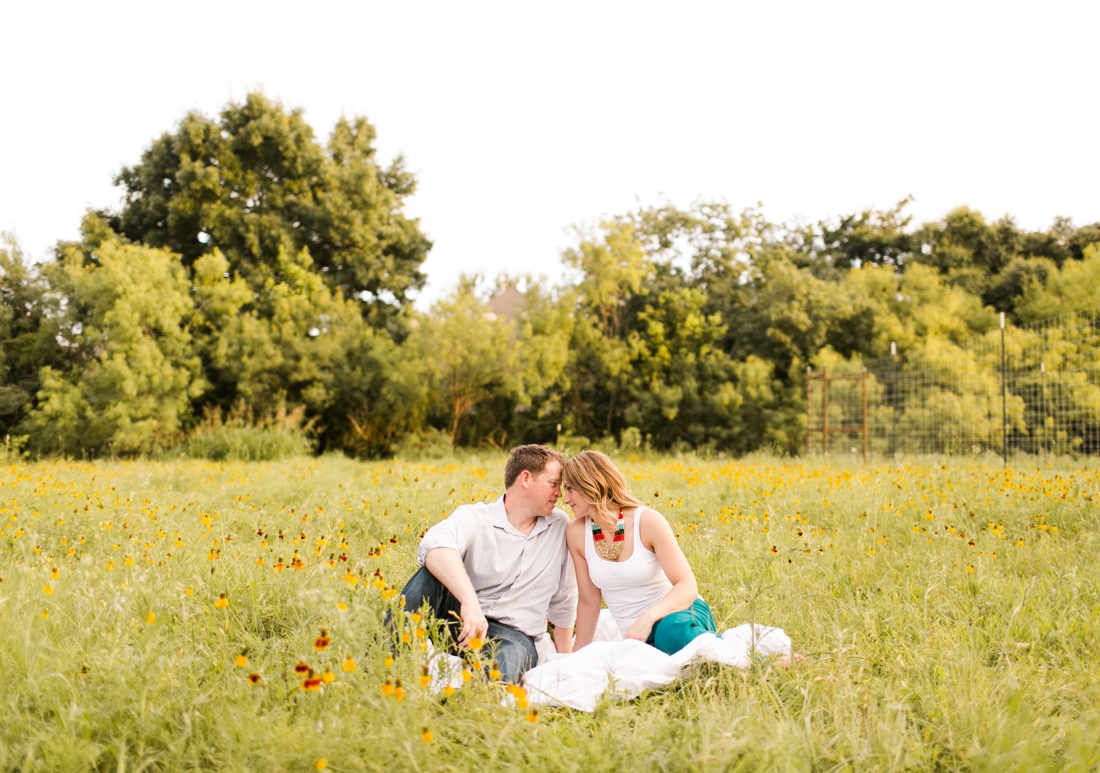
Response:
[807,307,1100,460]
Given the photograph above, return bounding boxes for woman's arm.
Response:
[623,508,698,642]
[567,519,603,651]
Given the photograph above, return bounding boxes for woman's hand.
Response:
[624,611,656,642]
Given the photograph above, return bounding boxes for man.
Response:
[395,444,576,682]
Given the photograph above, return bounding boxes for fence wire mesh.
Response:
[807,308,1100,459]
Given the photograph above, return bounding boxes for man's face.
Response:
[529,460,563,516]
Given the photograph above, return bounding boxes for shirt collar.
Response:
[491,494,551,537]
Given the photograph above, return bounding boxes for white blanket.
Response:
[428,611,791,712]
[522,617,792,711]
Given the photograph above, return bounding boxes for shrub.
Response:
[171,404,314,461]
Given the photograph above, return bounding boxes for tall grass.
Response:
[171,404,314,461]
[1,454,1098,770]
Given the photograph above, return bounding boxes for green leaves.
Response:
[110,92,429,321]
[22,226,203,455]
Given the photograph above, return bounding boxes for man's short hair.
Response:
[504,444,563,489]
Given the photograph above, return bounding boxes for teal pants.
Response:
[646,598,716,655]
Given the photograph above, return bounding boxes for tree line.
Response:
[2,92,1098,458]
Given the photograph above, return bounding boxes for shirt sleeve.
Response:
[416,506,476,565]
[546,542,578,628]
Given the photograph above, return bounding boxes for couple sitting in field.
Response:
[395,444,716,683]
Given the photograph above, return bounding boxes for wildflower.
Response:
[294,660,311,674]
[1016,539,1025,547]
[146,612,156,625]
[342,657,356,673]
[508,684,529,709]
[248,673,262,684]
[185,587,195,596]
[394,679,404,701]
[488,663,502,680]
[421,726,433,743]
[381,678,394,697]
[443,685,456,697]
[336,602,347,612]
[235,655,248,668]
[461,668,473,683]
[967,566,975,574]
[384,654,394,668]
[214,593,229,609]
[315,759,327,770]
[314,629,331,651]
[43,585,53,595]
[344,572,358,586]
[420,665,432,686]
[302,673,323,691]
[468,636,484,651]
[526,709,539,723]
[322,670,335,684]
[410,612,422,623]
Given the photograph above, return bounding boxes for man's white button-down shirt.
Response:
[417,495,577,639]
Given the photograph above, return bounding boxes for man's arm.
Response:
[552,623,574,654]
[423,547,489,647]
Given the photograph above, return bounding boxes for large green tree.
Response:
[0,234,63,439]
[107,92,430,324]
[21,222,205,456]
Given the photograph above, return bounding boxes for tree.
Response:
[107,92,430,323]
[560,220,654,439]
[1015,244,1100,322]
[814,197,915,271]
[403,278,518,446]
[21,222,204,456]
[0,234,62,438]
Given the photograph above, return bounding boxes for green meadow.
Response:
[2,454,1098,771]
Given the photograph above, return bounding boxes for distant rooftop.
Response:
[488,285,525,321]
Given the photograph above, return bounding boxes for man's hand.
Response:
[457,600,489,647]
[424,547,488,648]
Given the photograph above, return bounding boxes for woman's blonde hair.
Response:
[562,450,643,522]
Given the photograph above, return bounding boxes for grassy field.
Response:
[2,452,1099,771]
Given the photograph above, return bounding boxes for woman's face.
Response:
[562,481,593,519]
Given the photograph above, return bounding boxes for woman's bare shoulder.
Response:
[636,505,675,542]
[566,516,586,543]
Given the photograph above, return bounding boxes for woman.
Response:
[562,450,716,654]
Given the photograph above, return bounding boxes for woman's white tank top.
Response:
[585,507,673,635]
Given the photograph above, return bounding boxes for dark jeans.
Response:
[393,565,538,683]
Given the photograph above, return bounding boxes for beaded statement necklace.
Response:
[591,508,626,561]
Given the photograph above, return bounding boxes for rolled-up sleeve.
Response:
[546,549,578,628]
[416,506,476,565]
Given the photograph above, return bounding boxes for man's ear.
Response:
[518,469,532,488]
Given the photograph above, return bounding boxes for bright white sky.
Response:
[2,1,1098,307]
